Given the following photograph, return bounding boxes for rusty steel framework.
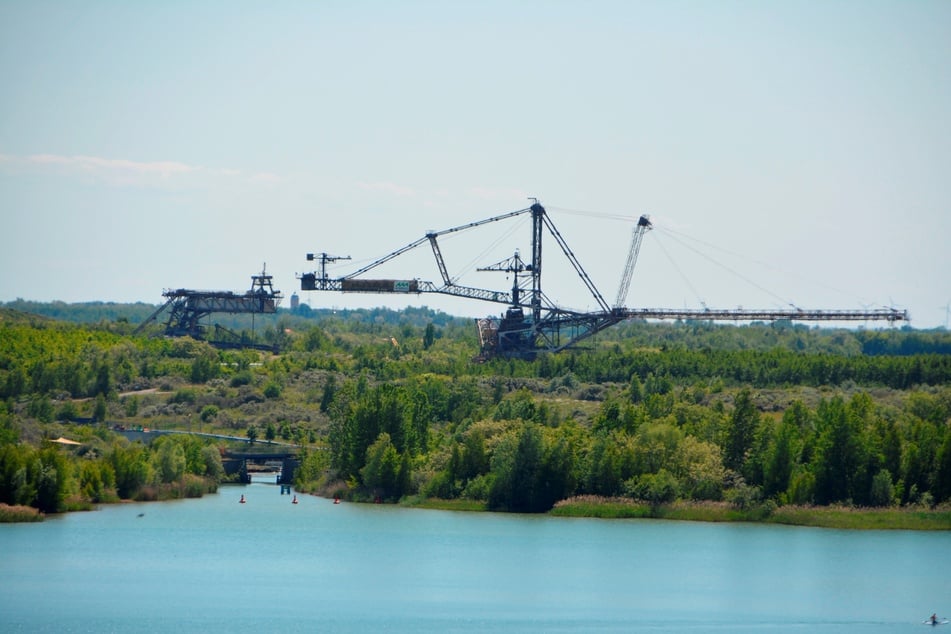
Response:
[300,202,908,360]
[136,266,283,349]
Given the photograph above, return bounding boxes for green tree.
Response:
[626,468,679,507]
[190,352,219,384]
[423,323,436,350]
[93,394,108,423]
[812,397,866,505]
[633,423,683,475]
[2,366,27,398]
[27,395,53,423]
[80,460,115,503]
[397,450,413,497]
[763,420,798,499]
[303,326,330,352]
[331,383,409,479]
[109,442,150,499]
[319,375,337,413]
[628,373,643,404]
[489,423,546,512]
[93,362,113,397]
[724,389,759,473]
[535,431,578,509]
[0,444,32,505]
[584,433,626,496]
[461,429,489,480]
[34,447,69,513]
[153,438,186,484]
[361,432,401,500]
[934,432,951,503]
[294,446,331,489]
[869,469,896,507]
[56,400,79,422]
[200,445,224,480]
[405,389,432,455]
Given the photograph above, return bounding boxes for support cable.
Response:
[655,226,794,309]
[540,212,611,313]
[447,216,527,284]
[657,224,882,308]
[651,231,705,308]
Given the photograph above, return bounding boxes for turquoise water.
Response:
[1,481,948,632]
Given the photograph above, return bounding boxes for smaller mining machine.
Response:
[136,266,283,349]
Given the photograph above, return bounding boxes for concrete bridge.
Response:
[222,448,300,491]
[114,428,301,491]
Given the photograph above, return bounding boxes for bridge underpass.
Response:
[114,428,300,492]
[222,449,300,492]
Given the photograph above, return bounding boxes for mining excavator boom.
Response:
[300,202,908,360]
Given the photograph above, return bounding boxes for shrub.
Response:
[625,469,680,506]
[869,469,896,507]
[169,389,197,405]
[230,371,253,387]
[199,405,219,423]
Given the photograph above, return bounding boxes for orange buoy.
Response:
[239,494,246,504]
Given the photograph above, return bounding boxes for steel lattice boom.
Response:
[300,202,909,360]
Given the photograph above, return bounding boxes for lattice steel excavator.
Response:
[136,266,283,350]
[300,202,908,360]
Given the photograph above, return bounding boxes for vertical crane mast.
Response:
[530,201,544,323]
[615,215,653,309]
[306,253,352,283]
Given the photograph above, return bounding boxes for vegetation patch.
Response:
[551,496,654,519]
[402,497,488,512]
[2,304,951,527]
[551,497,951,530]
[0,503,44,523]
[766,504,951,530]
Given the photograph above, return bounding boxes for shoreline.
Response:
[7,486,949,531]
[401,496,951,531]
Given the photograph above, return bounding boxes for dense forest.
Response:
[1,301,950,521]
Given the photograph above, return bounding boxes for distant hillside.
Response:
[1,300,159,325]
[0,307,56,327]
[0,299,469,330]
[3,299,949,356]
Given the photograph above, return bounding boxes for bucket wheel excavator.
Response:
[136,266,283,350]
[299,201,907,360]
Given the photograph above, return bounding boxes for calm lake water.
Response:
[1,479,948,633]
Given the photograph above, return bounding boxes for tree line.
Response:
[0,419,224,513]
[1,304,950,516]
[302,372,951,512]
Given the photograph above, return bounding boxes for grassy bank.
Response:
[133,475,219,502]
[0,503,44,523]
[767,505,951,530]
[401,497,488,512]
[549,496,951,530]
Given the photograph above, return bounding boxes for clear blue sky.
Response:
[2,1,949,328]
